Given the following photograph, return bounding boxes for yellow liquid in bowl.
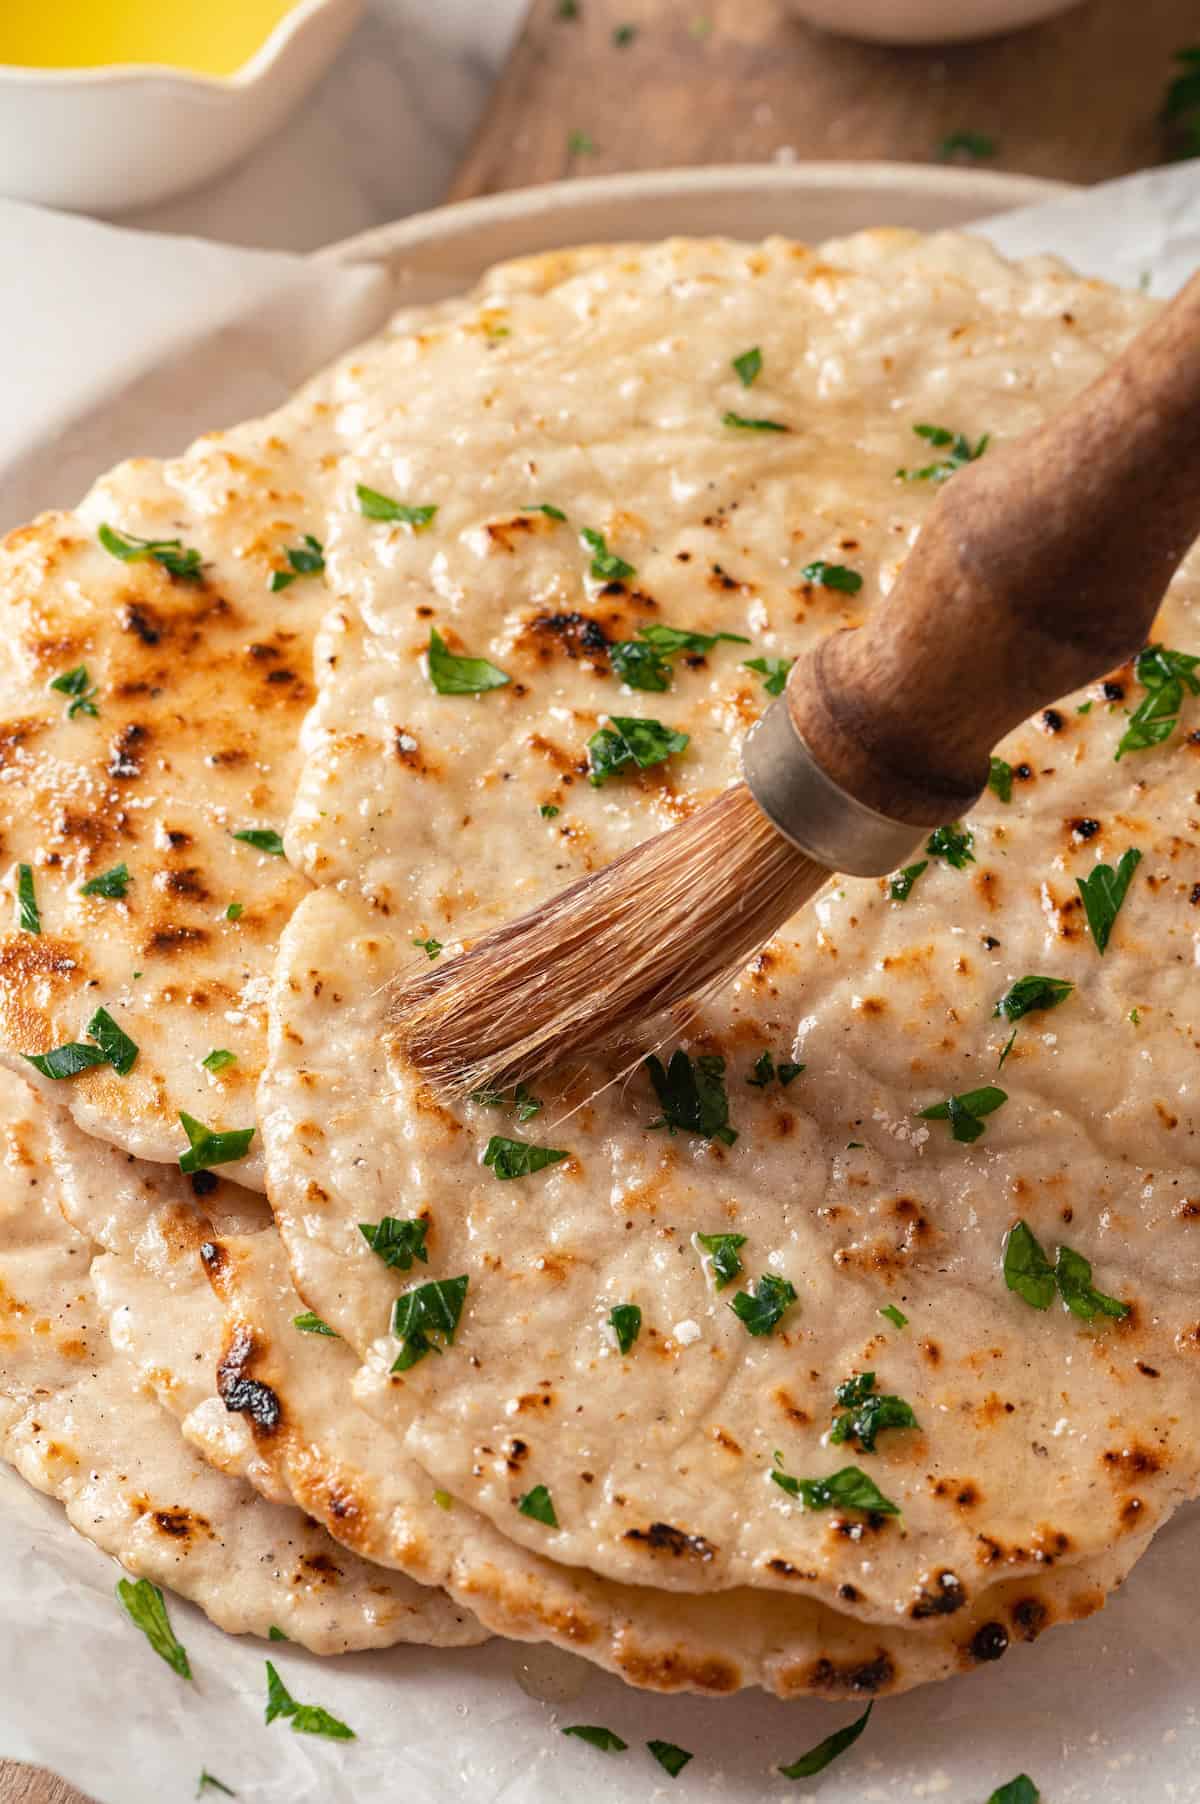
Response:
[0,0,302,76]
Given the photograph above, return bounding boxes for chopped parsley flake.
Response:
[729,1273,797,1336]
[925,822,975,868]
[587,715,688,784]
[988,755,1014,803]
[745,1050,802,1088]
[898,422,989,482]
[1003,1218,1129,1321]
[86,1006,138,1075]
[937,129,996,159]
[117,1578,191,1678]
[99,524,202,579]
[483,1134,567,1180]
[522,502,567,521]
[196,1774,235,1798]
[428,626,510,695]
[997,1028,1017,1069]
[613,22,637,44]
[648,1740,693,1777]
[539,803,560,818]
[800,560,862,593]
[177,1112,255,1173]
[646,1050,737,1144]
[201,1048,236,1072]
[732,346,762,387]
[433,1488,453,1509]
[580,525,635,582]
[610,622,748,692]
[15,863,40,934]
[879,1304,908,1329]
[264,1661,354,1740]
[743,655,793,696]
[888,859,928,902]
[25,1006,138,1081]
[1076,847,1141,953]
[567,129,596,156]
[517,1484,558,1526]
[994,974,1073,1021]
[829,1371,918,1453]
[269,533,325,592]
[24,1042,107,1081]
[470,1081,542,1123]
[355,484,436,529]
[80,862,130,899]
[1163,47,1200,158]
[233,828,285,857]
[391,1275,469,1371]
[696,1230,747,1290]
[1115,643,1200,758]
[608,1303,642,1353]
[412,936,443,959]
[293,1311,338,1336]
[772,1453,899,1516]
[722,409,789,432]
[49,664,99,719]
[917,1083,1007,1143]
[1055,1244,1130,1321]
[988,1777,1040,1804]
[778,1703,873,1779]
[225,902,243,922]
[562,1726,627,1752]
[268,1626,288,1641]
[360,1216,429,1271]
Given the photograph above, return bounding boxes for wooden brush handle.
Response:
[787,270,1200,826]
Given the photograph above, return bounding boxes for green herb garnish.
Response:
[696,1230,747,1290]
[988,755,1013,803]
[918,1084,1007,1144]
[993,975,1073,1021]
[610,622,749,691]
[732,347,762,386]
[888,859,928,902]
[773,1454,899,1516]
[937,129,996,159]
[412,936,443,959]
[25,1005,138,1080]
[80,863,129,899]
[23,1042,107,1080]
[898,422,989,482]
[587,715,688,784]
[879,1304,908,1329]
[722,409,789,432]
[608,1303,642,1353]
[269,534,324,592]
[580,526,635,582]
[49,664,99,719]
[800,560,862,593]
[1115,643,1200,758]
[1054,1244,1130,1321]
[988,1777,1040,1804]
[428,627,510,695]
[539,803,560,818]
[233,828,285,856]
[646,1050,736,1144]
[116,1578,191,1678]
[925,822,974,868]
[567,129,596,156]
[613,22,636,44]
[196,1774,236,1798]
[517,1484,558,1526]
[86,1006,138,1075]
[747,1050,803,1089]
[99,524,202,579]
[646,1739,692,1776]
[225,902,243,921]
[483,1135,567,1180]
[563,1726,626,1752]
[523,502,567,521]
[391,1275,469,1371]
[729,1273,796,1336]
[743,655,793,696]
[1163,47,1200,159]
[1076,847,1142,953]
[1003,1219,1128,1320]
[264,1661,354,1740]
[470,1081,542,1123]
[778,1703,873,1779]
[201,1048,236,1072]
[355,484,436,529]
[15,863,39,934]
[268,1626,288,1641]
[359,1216,429,1271]
[998,1028,1017,1069]
[177,1112,255,1173]
[829,1371,918,1453]
[293,1312,338,1336]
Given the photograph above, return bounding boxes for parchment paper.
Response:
[3,165,1200,1804]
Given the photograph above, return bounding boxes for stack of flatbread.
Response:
[2,229,1197,1717]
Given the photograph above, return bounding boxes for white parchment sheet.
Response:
[2,164,1199,1804]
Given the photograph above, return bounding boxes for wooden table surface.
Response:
[7,1,1197,1799]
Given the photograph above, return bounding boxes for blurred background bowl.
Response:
[0,0,362,214]
[781,0,1085,44]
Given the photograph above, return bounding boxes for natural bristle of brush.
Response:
[388,782,828,1097]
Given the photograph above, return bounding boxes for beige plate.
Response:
[320,161,1073,298]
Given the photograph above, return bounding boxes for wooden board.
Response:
[450,0,1197,199]
[8,3,1197,1800]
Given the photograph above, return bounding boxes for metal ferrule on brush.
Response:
[740,694,925,879]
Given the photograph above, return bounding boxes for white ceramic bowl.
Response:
[782,0,1085,43]
[0,0,362,214]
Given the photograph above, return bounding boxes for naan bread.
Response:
[260,235,1200,1626]
[0,1066,483,1651]
[188,1054,1143,1700]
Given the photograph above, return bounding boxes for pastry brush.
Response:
[392,269,1200,1096]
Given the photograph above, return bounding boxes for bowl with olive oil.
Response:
[0,0,362,213]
